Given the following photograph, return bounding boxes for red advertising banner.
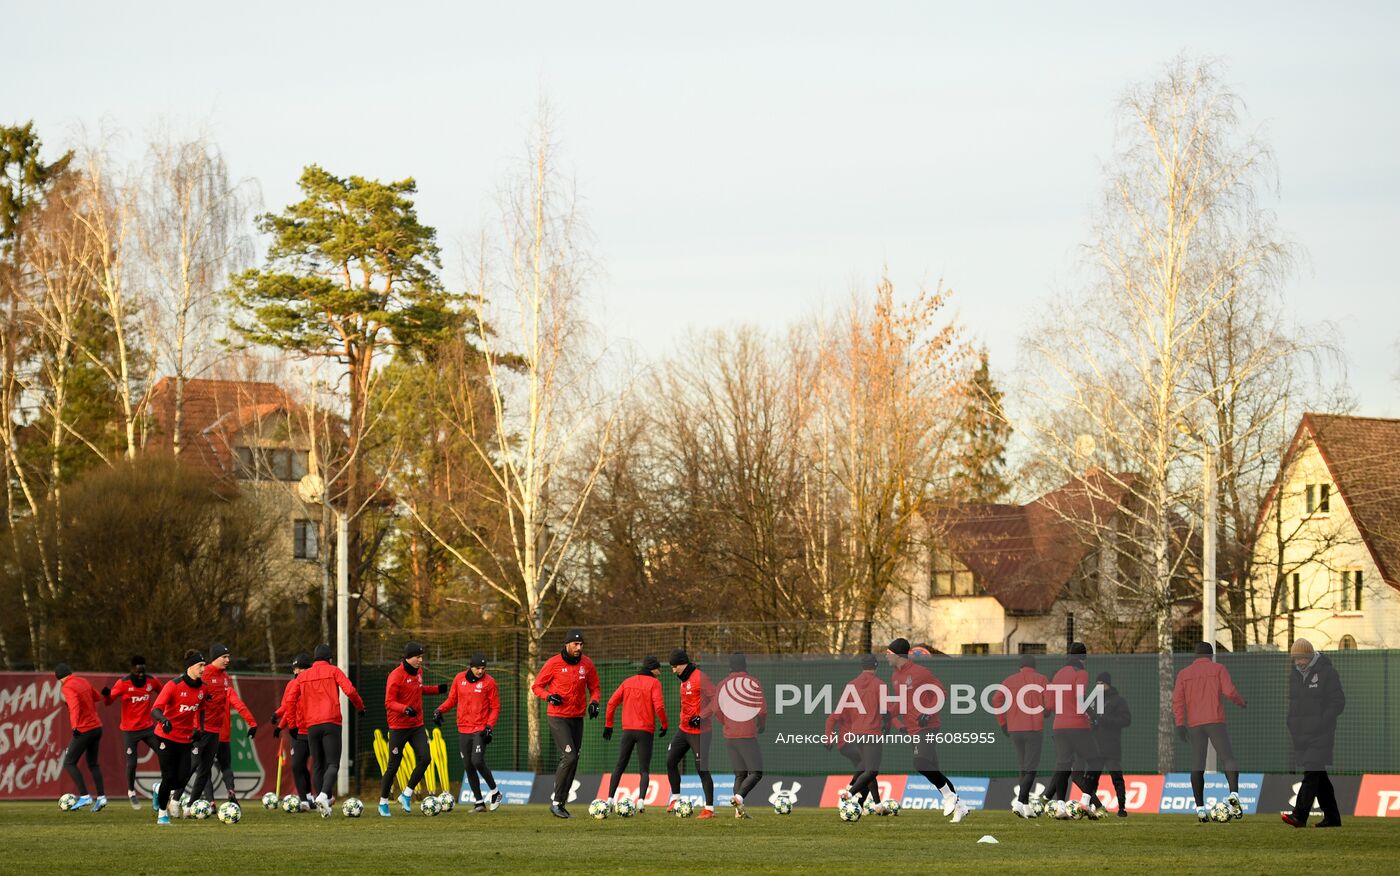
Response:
[0,671,288,801]
[1355,774,1400,818]
[1093,773,1165,814]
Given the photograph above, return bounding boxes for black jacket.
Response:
[1287,653,1345,770]
[1092,686,1132,760]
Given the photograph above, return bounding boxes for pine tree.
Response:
[951,349,1011,502]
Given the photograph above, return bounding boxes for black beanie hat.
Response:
[130,655,146,668]
[1195,641,1214,656]
[54,662,72,680]
[1019,654,1037,668]
[292,652,312,670]
[729,652,747,672]
[1097,671,1112,685]
[860,653,878,669]
[564,629,585,644]
[1068,641,1088,656]
[887,637,911,656]
[669,648,690,666]
[184,651,206,669]
[210,643,230,661]
[470,651,488,668]
[403,641,425,659]
[642,655,661,672]
[313,643,333,662]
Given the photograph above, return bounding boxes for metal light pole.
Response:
[1178,422,1217,773]
[336,510,350,797]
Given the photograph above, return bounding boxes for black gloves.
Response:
[273,726,282,738]
[687,715,702,729]
[72,728,80,738]
[602,726,613,741]
[358,710,366,717]
[658,725,668,738]
[589,702,600,720]
[483,725,493,745]
[998,723,1008,737]
[1087,709,1100,729]
[547,694,564,706]
[432,710,443,727]
[161,719,173,733]
[756,718,766,734]
[101,687,111,699]
[917,712,931,729]
[404,706,417,718]
[1176,724,1188,742]
[248,726,257,738]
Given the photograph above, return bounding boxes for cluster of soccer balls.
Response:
[837,797,901,822]
[584,794,799,820]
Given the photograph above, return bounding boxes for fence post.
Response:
[513,628,522,773]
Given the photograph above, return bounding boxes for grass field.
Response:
[2,801,1397,875]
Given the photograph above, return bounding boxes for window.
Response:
[1339,635,1358,650]
[1018,642,1047,655]
[1291,573,1301,611]
[234,447,310,482]
[1340,570,1362,611]
[294,519,320,560]
[1305,483,1331,515]
[929,547,978,597]
[961,643,990,655]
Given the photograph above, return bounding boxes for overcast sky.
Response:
[8,1,1398,414]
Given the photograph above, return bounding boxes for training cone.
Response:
[977,835,1000,844]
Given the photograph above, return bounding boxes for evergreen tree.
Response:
[951,348,1011,502]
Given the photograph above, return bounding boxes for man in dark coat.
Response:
[1090,672,1132,817]
[1282,638,1345,828]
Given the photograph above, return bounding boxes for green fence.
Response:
[350,649,1399,784]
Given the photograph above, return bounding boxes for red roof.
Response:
[1287,414,1400,589]
[933,470,1136,613]
[143,378,300,476]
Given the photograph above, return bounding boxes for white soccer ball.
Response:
[674,799,695,818]
[838,799,863,822]
[280,794,301,813]
[1210,801,1231,823]
[437,792,455,813]
[217,802,241,824]
[420,795,442,816]
[1065,800,1084,820]
[1030,794,1047,817]
[885,799,901,816]
[588,799,611,820]
[773,795,793,815]
[58,793,78,811]
[614,797,637,818]
[861,796,879,816]
[261,792,279,810]
[341,797,364,818]
[190,799,214,820]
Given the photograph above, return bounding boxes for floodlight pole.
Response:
[337,509,350,797]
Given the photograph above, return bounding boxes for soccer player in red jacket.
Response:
[603,654,668,811]
[992,654,1047,818]
[284,643,364,816]
[1173,641,1247,821]
[103,654,160,809]
[665,648,718,818]
[184,644,258,806]
[1044,642,1106,818]
[150,650,208,825]
[825,705,882,808]
[56,663,106,811]
[378,641,446,816]
[434,651,502,812]
[719,652,766,818]
[272,652,315,808]
[887,637,967,822]
[831,654,888,814]
[532,628,601,818]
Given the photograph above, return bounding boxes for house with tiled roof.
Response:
[1248,413,1400,650]
[142,377,327,610]
[887,469,1200,654]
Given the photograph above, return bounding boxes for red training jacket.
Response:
[105,674,161,732]
[532,653,601,719]
[153,676,207,744]
[61,675,102,734]
[218,684,257,742]
[677,667,716,734]
[439,670,500,734]
[717,671,766,739]
[890,659,945,731]
[385,663,445,730]
[201,664,258,741]
[993,667,1048,732]
[605,672,668,733]
[285,660,365,728]
[274,674,308,735]
[1173,657,1246,728]
[831,670,885,735]
[1047,663,1090,730]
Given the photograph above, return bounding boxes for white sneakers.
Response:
[315,793,333,818]
[838,787,852,803]
[941,793,957,817]
[950,800,969,823]
[1012,800,1028,818]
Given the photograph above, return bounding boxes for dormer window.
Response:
[235,447,309,481]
